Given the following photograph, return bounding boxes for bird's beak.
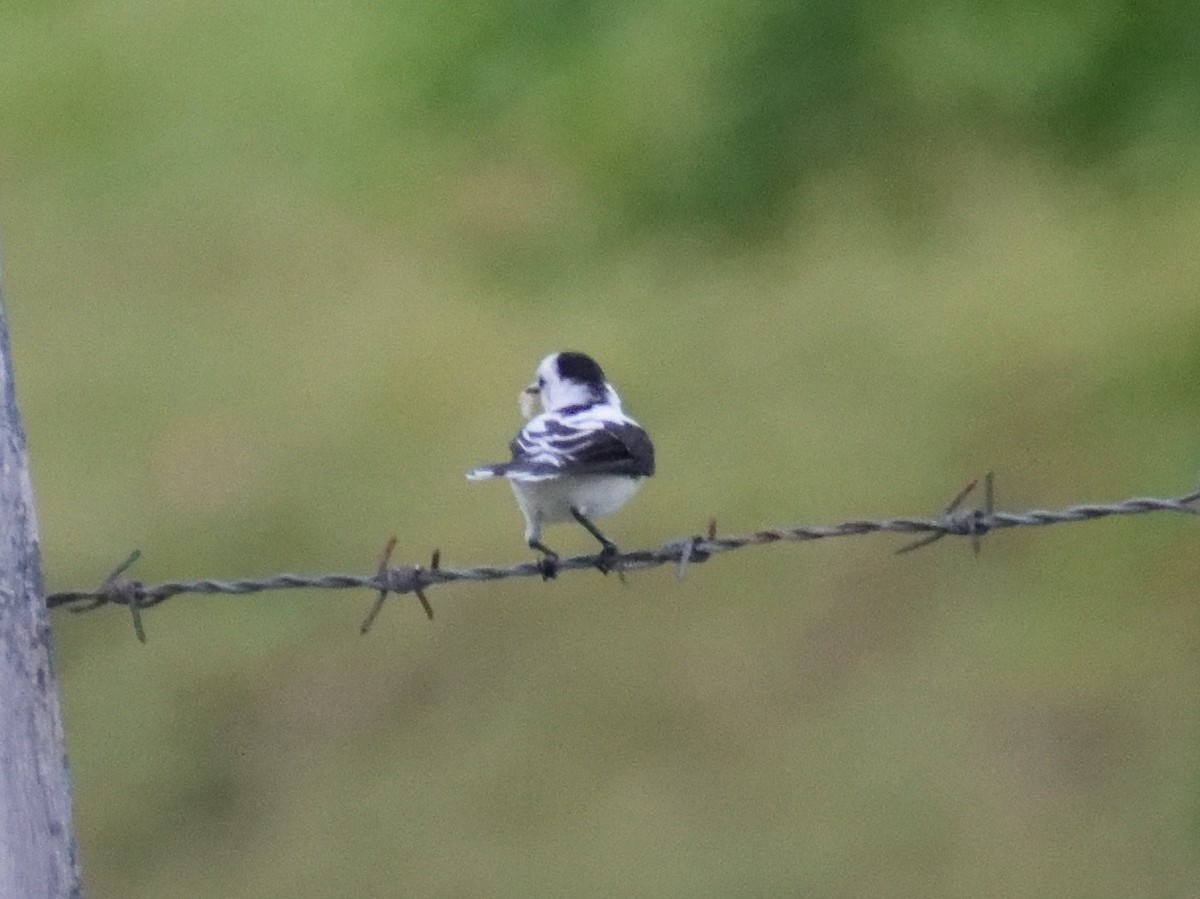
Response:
[519,384,540,419]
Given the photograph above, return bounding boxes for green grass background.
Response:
[4,1,1200,896]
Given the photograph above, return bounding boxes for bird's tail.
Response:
[466,464,507,480]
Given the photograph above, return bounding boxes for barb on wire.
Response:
[896,472,996,555]
[43,477,1200,637]
[90,549,147,643]
[359,536,398,636]
[360,540,438,635]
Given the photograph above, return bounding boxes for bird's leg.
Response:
[528,539,559,580]
[570,507,620,574]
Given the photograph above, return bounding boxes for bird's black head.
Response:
[528,351,615,413]
[554,351,607,387]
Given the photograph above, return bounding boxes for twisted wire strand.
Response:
[44,486,1200,621]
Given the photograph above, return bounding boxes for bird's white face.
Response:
[521,353,610,417]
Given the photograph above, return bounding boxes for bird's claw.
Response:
[595,542,620,575]
[536,552,559,581]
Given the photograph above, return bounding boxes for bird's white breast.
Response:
[509,474,644,525]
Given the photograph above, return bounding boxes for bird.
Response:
[467,351,655,578]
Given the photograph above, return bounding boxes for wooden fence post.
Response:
[0,255,84,896]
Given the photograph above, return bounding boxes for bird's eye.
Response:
[537,376,546,388]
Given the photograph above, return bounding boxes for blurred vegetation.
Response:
[3,0,1200,896]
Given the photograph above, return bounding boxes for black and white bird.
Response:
[467,351,655,577]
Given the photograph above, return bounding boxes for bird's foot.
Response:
[595,541,621,576]
[529,541,559,581]
[537,553,559,580]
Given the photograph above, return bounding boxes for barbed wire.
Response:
[43,475,1200,640]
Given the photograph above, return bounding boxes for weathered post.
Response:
[0,253,84,896]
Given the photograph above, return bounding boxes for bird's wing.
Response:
[505,415,655,480]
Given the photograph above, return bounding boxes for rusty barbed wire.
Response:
[43,476,1200,638]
